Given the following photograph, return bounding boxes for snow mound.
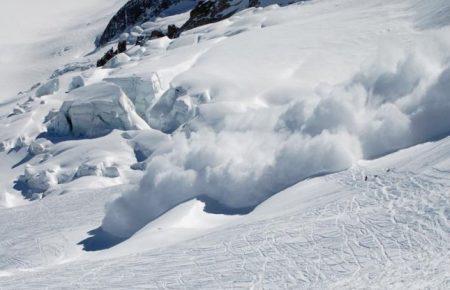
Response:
[48,82,149,138]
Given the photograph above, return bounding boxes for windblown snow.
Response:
[0,0,449,288]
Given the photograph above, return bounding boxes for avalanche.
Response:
[0,0,449,288]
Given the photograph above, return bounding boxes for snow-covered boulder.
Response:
[104,53,131,68]
[119,32,129,42]
[102,166,120,178]
[131,25,144,34]
[28,140,51,156]
[21,167,58,193]
[36,78,59,97]
[68,76,85,92]
[104,73,162,120]
[130,161,147,171]
[126,46,146,59]
[75,163,121,179]
[48,82,149,138]
[75,163,102,178]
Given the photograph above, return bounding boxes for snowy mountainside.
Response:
[0,0,449,288]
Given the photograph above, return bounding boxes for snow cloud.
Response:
[102,28,450,238]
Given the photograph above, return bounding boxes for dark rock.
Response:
[180,0,261,32]
[167,24,179,39]
[150,30,166,39]
[97,48,118,67]
[118,41,127,53]
[97,0,196,46]
[136,35,147,46]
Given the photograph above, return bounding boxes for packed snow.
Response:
[0,0,449,288]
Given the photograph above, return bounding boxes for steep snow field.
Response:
[0,0,127,97]
[0,0,449,288]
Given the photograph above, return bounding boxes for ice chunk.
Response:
[147,87,197,133]
[168,34,198,50]
[130,162,147,171]
[28,140,50,156]
[102,166,120,178]
[48,82,149,138]
[68,76,85,92]
[76,163,120,179]
[75,164,102,178]
[36,78,59,97]
[104,73,162,120]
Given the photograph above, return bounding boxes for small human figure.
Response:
[364,176,368,181]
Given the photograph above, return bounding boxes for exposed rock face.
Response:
[98,0,302,46]
[98,0,196,46]
[180,0,260,32]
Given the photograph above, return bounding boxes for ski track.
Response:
[0,163,448,288]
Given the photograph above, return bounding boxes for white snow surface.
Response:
[0,0,449,288]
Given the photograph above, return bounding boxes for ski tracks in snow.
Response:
[1,163,449,288]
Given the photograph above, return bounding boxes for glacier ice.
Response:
[48,82,149,138]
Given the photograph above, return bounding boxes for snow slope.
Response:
[0,0,127,97]
[0,0,449,288]
[1,128,449,288]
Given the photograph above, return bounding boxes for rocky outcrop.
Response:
[180,0,260,32]
[98,0,302,46]
[98,0,196,46]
